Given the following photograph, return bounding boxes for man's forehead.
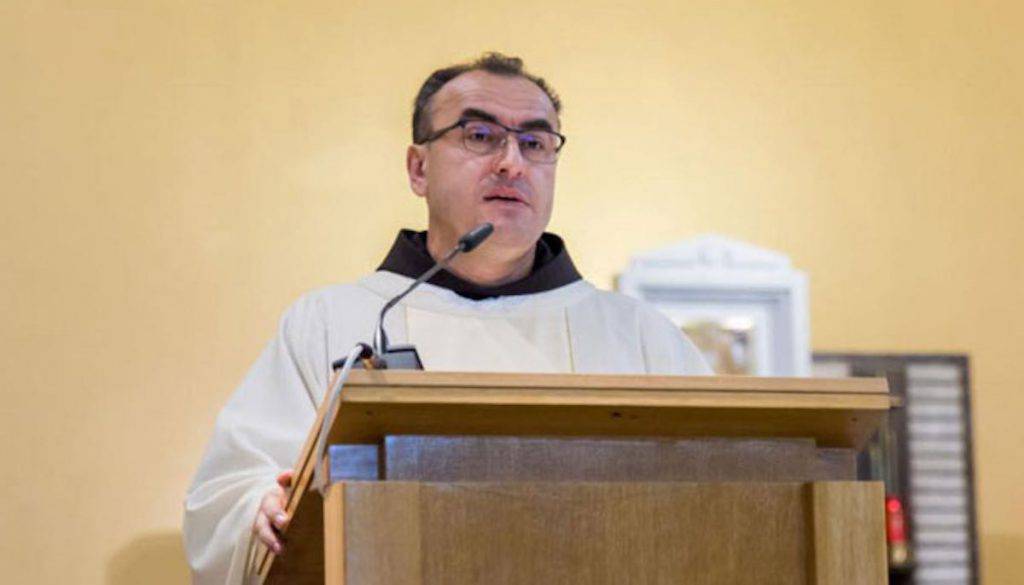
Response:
[429,70,558,128]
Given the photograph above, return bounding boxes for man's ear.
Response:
[406,145,428,198]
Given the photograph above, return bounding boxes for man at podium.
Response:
[183,53,709,584]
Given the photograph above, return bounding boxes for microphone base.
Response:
[369,344,424,370]
[332,344,424,371]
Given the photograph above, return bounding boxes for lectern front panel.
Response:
[324,481,885,585]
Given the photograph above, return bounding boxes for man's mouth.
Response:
[483,189,527,205]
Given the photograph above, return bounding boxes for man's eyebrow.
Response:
[459,108,555,132]
[519,119,555,132]
[459,108,499,123]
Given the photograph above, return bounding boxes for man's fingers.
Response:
[276,469,294,488]
[258,489,290,536]
[253,511,282,553]
[260,492,283,516]
[250,472,295,554]
[260,490,290,530]
[271,509,289,530]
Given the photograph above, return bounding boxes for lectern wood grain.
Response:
[809,482,887,584]
[324,481,885,585]
[328,371,889,448]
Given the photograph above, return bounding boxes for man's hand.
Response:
[253,470,294,554]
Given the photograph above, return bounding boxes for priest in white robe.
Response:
[183,52,710,584]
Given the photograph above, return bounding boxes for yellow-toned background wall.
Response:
[2,1,1021,582]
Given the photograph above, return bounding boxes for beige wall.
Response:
[3,1,1021,582]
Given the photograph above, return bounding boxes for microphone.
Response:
[457,223,494,253]
[333,223,494,370]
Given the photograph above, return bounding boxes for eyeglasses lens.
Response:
[461,121,561,163]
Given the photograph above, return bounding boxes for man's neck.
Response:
[426,230,534,287]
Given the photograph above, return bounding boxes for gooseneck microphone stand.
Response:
[314,223,494,488]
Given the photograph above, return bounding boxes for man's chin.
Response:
[479,220,543,251]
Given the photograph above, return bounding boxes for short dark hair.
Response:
[412,52,562,144]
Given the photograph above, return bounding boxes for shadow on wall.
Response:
[107,531,190,585]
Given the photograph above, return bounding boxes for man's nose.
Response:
[493,136,527,178]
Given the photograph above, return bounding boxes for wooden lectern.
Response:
[248,371,889,584]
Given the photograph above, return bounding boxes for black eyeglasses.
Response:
[417,119,567,164]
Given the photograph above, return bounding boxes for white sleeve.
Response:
[182,292,330,584]
[638,304,713,375]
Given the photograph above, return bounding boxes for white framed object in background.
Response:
[617,235,810,376]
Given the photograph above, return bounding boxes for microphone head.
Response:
[457,223,494,252]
